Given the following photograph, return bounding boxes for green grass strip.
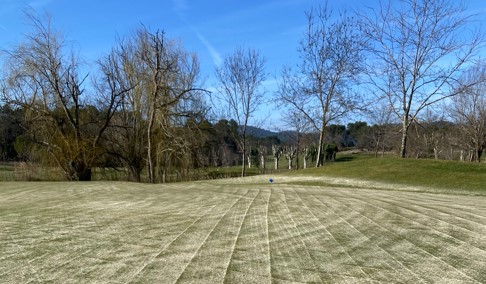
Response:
[287,154,486,194]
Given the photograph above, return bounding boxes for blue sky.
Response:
[1,0,486,130]
[1,0,335,81]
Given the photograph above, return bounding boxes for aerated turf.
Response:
[1,178,485,283]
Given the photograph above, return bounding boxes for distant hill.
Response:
[245,126,306,144]
[245,126,278,139]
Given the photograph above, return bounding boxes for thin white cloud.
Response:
[194,31,222,66]
[170,0,222,67]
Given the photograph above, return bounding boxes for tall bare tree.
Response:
[361,0,484,158]
[95,35,146,182]
[100,27,203,183]
[277,5,364,167]
[3,13,124,180]
[215,47,266,177]
[138,29,203,183]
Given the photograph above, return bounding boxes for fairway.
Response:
[1,177,485,283]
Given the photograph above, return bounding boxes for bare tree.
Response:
[283,146,297,170]
[215,47,266,177]
[450,62,486,162]
[301,145,316,169]
[407,109,452,160]
[272,145,282,170]
[282,110,311,170]
[96,34,147,182]
[101,27,203,183]
[277,5,364,167]
[142,31,203,183]
[360,0,484,158]
[3,13,124,180]
[366,98,397,157]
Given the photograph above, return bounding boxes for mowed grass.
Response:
[1,177,485,283]
[290,154,486,194]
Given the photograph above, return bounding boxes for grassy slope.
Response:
[287,153,486,194]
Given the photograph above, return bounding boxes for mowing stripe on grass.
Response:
[0,219,42,283]
[1,180,485,283]
[329,188,485,283]
[223,189,272,283]
[174,189,260,283]
[125,203,218,283]
[292,187,407,282]
[130,189,251,283]
[359,189,486,253]
[290,187,427,283]
[267,188,327,283]
[304,187,437,282]
[366,193,486,282]
[222,189,263,283]
[370,190,486,243]
[334,189,485,252]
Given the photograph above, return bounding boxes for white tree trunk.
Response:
[261,154,265,173]
[400,118,410,158]
[434,148,439,160]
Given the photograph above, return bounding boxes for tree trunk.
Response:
[477,148,483,163]
[295,131,300,170]
[260,154,265,174]
[68,160,92,181]
[241,138,246,177]
[400,119,410,158]
[162,168,167,183]
[128,166,142,182]
[77,168,92,181]
[147,107,156,183]
[295,152,299,170]
[374,136,381,158]
[316,125,325,167]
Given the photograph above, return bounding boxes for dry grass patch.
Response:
[1,179,485,283]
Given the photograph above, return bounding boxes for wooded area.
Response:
[1,0,485,182]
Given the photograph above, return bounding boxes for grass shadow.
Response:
[334,155,357,163]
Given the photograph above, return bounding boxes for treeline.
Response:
[1,0,486,182]
[0,101,279,181]
[2,99,483,181]
[0,95,344,182]
[321,121,484,162]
